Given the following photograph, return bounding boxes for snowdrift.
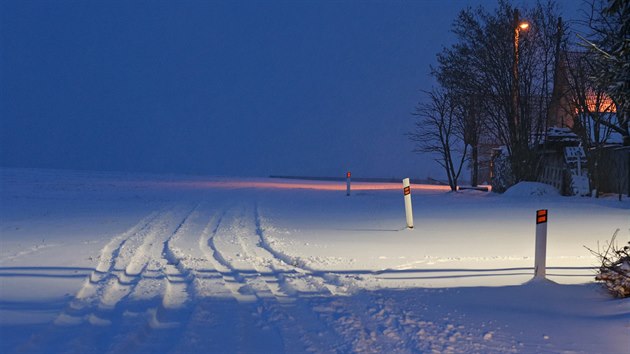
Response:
[502,181,560,197]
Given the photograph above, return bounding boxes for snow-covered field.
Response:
[1,168,628,353]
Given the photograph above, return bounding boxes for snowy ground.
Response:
[0,168,629,353]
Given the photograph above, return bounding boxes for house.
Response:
[490,50,629,196]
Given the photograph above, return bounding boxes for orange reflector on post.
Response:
[403,186,411,195]
[536,209,547,224]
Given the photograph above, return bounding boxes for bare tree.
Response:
[560,50,618,193]
[580,0,629,145]
[408,89,468,191]
[562,52,616,144]
[434,1,564,186]
[434,42,484,186]
[456,95,484,186]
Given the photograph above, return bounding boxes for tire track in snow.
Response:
[63,203,233,354]
[162,205,246,353]
[20,208,183,354]
[209,205,298,302]
[94,205,193,316]
[214,206,317,352]
[254,203,354,296]
[29,200,476,354]
[252,206,512,353]
[198,206,259,303]
[254,202,414,352]
[54,208,168,325]
[159,206,205,313]
[172,204,286,353]
[208,203,353,352]
[22,205,199,354]
[61,203,228,354]
[230,206,296,301]
[148,203,203,324]
[99,203,275,354]
[101,204,206,354]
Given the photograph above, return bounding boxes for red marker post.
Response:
[402,178,414,229]
[346,171,351,196]
[534,209,548,278]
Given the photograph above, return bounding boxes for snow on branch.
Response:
[585,229,630,298]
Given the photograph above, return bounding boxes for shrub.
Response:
[587,230,630,298]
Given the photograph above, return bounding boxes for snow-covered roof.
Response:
[545,127,580,143]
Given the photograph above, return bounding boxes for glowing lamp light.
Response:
[519,22,529,30]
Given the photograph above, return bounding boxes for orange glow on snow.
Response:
[133,179,453,192]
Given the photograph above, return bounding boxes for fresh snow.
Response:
[0,168,629,353]
[502,182,560,198]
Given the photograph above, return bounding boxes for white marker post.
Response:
[346,171,351,196]
[402,178,414,229]
[534,209,548,278]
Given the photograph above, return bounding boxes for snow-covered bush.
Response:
[588,230,630,298]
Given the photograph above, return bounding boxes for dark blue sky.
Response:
[0,0,582,179]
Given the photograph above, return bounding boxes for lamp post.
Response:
[512,9,529,177]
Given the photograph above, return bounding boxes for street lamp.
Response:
[512,9,529,149]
